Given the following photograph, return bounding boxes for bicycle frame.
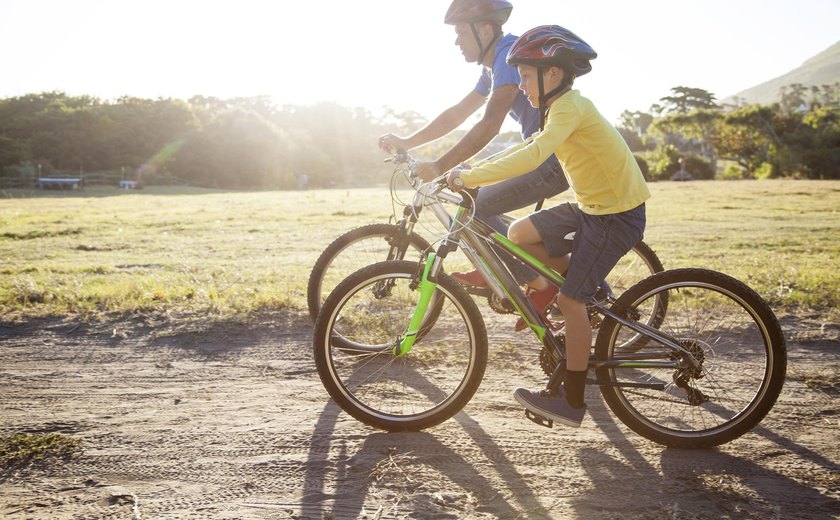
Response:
[396,181,699,391]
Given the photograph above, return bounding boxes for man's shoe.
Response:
[515,285,559,332]
[450,270,486,288]
[513,387,586,428]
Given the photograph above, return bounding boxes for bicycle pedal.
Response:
[524,409,553,428]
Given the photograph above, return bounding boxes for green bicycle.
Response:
[313,176,786,449]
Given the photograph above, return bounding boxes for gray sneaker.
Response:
[513,387,586,428]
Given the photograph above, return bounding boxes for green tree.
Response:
[652,86,719,115]
[617,110,655,152]
[172,108,288,188]
[711,105,773,172]
[650,109,722,167]
[794,106,840,179]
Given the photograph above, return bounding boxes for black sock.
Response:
[563,370,587,408]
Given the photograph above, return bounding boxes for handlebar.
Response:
[384,151,466,193]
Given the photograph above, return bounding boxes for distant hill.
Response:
[722,40,840,106]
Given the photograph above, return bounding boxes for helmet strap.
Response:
[537,67,574,131]
[537,68,547,131]
[470,22,501,65]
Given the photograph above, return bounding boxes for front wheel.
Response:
[313,260,488,431]
[594,268,786,448]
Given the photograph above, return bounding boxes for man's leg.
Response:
[456,160,567,285]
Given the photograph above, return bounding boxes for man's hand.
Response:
[412,160,442,182]
[378,133,408,154]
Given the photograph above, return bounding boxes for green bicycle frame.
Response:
[397,186,695,379]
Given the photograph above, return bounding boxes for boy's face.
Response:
[518,65,565,108]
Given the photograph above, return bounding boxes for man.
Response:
[378,0,569,287]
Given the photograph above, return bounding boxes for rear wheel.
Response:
[314,260,488,431]
[594,268,786,448]
[307,223,431,323]
[608,241,665,298]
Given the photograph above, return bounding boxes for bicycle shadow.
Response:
[301,399,546,519]
[576,392,839,518]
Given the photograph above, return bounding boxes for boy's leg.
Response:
[555,293,589,410]
[507,216,569,284]
[515,204,646,427]
[556,293,590,371]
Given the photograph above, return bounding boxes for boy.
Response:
[446,25,650,428]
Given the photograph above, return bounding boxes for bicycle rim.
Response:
[605,241,663,296]
[604,241,668,347]
[595,269,786,448]
[314,261,487,431]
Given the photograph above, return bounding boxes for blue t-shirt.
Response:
[474,33,541,139]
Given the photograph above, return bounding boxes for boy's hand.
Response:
[446,169,464,192]
[413,160,441,181]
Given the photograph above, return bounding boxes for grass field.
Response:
[1,179,838,324]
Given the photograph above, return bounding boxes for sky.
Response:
[1,0,839,128]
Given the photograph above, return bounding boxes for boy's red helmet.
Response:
[444,0,513,25]
[507,25,597,77]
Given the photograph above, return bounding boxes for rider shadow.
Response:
[301,399,547,519]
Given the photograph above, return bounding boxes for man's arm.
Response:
[379,91,485,152]
[435,83,518,172]
[405,91,486,149]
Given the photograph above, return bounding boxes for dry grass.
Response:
[1,180,838,326]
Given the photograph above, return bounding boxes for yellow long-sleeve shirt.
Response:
[460,89,650,215]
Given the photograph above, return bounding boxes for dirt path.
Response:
[1,312,838,519]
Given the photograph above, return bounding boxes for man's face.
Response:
[454,22,481,63]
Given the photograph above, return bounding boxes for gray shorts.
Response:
[530,202,646,302]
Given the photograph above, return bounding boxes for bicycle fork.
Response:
[393,251,445,356]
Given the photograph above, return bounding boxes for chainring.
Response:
[539,334,566,377]
[487,293,516,314]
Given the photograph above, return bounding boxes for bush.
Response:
[682,155,715,180]
[634,155,650,180]
[640,144,681,181]
[753,162,777,179]
[719,163,747,180]
[640,145,715,181]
